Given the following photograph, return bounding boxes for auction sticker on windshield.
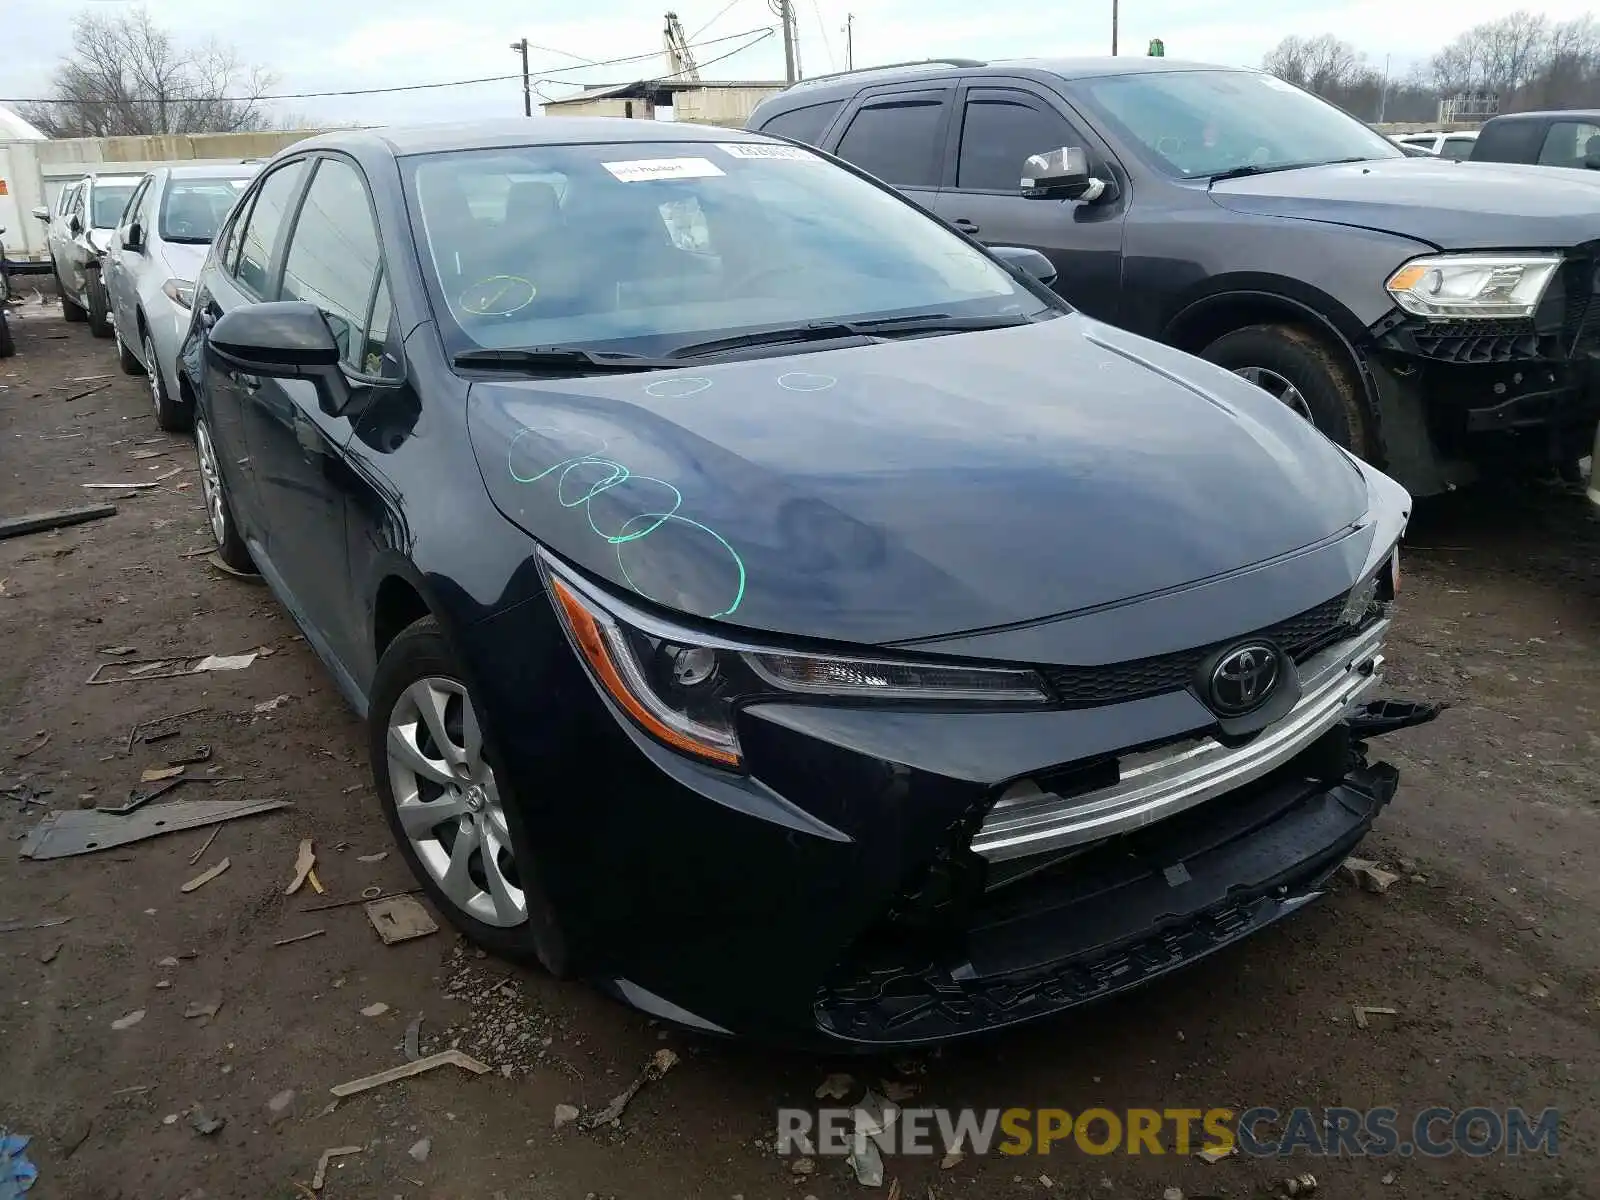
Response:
[716,143,816,161]
[602,157,726,182]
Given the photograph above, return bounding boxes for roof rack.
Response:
[788,58,986,89]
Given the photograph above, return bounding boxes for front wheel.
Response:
[194,415,254,572]
[369,617,571,974]
[115,320,145,375]
[1201,323,1373,456]
[146,330,189,431]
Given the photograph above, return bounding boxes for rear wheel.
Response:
[194,415,253,571]
[1202,323,1374,456]
[85,272,113,338]
[56,268,86,323]
[369,617,570,974]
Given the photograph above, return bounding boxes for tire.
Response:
[146,329,190,432]
[85,271,113,338]
[1201,323,1374,456]
[0,314,14,359]
[194,415,254,572]
[116,320,145,375]
[369,616,571,974]
[56,268,86,323]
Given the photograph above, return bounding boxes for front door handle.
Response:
[952,218,980,234]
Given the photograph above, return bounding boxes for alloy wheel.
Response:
[1232,366,1314,423]
[144,334,162,413]
[386,677,528,928]
[195,420,228,545]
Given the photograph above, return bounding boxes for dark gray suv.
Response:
[748,57,1600,496]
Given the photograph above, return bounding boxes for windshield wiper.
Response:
[452,346,676,374]
[1208,156,1370,184]
[667,312,1037,361]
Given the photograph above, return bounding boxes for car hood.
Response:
[467,315,1371,645]
[1210,158,1600,250]
[156,240,210,282]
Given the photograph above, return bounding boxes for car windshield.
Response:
[404,140,1053,357]
[160,176,252,243]
[90,184,138,229]
[1071,69,1402,179]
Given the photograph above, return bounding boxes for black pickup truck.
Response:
[748,58,1600,495]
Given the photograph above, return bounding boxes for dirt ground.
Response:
[1,297,1598,1200]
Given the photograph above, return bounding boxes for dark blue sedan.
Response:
[181,118,1429,1046]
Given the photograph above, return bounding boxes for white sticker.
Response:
[716,142,816,161]
[601,157,726,182]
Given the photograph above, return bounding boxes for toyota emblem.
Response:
[1206,643,1281,716]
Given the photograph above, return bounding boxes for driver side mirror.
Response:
[69,215,83,237]
[125,222,145,252]
[1021,147,1114,203]
[209,301,355,416]
[32,206,49,223]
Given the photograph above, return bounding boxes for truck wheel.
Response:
[85,273,114,339]
[56,269,86,323]
[1202,324,1373,457]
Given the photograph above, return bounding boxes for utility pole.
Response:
[510,38,531,116]
[844,13,854,71]
[771,0,798,81]
[1111,0,1118,55]
[1377,53,1391,122]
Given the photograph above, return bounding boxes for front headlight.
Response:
[162,278,195,309]
[1385,254,1560,320]
[539,553,1048,769]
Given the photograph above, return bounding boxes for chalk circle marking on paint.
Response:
[777,371,836,392]
[643,376,714,399]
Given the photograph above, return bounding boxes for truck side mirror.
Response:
[1021,147,1113,203]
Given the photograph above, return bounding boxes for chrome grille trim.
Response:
[971,620,1390,863]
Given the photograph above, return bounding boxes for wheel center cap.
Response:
[463,784,488,812]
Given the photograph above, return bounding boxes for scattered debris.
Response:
[188,1108,225,1136]
[1163,1189,1184,1200]
[1353,1005,1398,1030]
[111,1009,146,1031]
[1037,1177,1052,1190]
[187,827,221,865]
[20,798,290,859]
[273,929,326,947]
[207,553,259,580]
[2,782,49,807]
[311,1145,363,1190]
[847,1134,884,1186]
[12,731,50,760]
[407,1138,431,1163]
[791,1157,815,1176]
[0,1131,38,1196]
[267,1090,296,1124]
[361,1002,390,1018]
[63,381,113,403]
[578,1048,680,1130]
[129,448,169,460]
[939,1151,964,1170]
[184,996,222,1021]
[1281,1174,1318,1197]
[194,652,258,672]
[0,503,118,542]
[181,857,231,893]
[39,943,62,964]
[815,1072,854,1100]
[553,1103,580,1131]
[355,851,387,863]
[881,1080,917,1103]
[329,1049,490,1098]
[140,765,186,783]
[80,464,181,488]
[845,1090,899,1186]
[253,694,292,714]
[1381,1171,1396,1185]
[127,707,207,753]
[157,956,180,968]
[365,894,438,944]
[286,840,318,895]
[56,1115,92,1159]
[88,652,257,685]
[403,1015,424,1062]
[0,916,70,935]
[166,745,212,767]
[1197,1143,1236,1164]
[1340,857,1401,895]
[300,887,420,914]
[97,775,187,815]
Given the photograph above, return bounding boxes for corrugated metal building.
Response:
[540,80,786,128]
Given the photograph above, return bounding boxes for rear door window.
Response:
[756,100,843,146]
[834,93,950,188]
[955,90,1084,192]
[1538,120,1600,168]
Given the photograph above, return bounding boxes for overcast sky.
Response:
[4,0,1599,127]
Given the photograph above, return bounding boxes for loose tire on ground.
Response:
[1202,323,1374,457]
[369,616,571,975]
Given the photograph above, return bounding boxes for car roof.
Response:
[163,163,261,179]
[281,118,785,159]
[1484,109,1600,123]
[772,56,1250,99]
[87,174,145,187]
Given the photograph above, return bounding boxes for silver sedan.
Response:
[102,164,257,430]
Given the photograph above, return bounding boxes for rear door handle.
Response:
[952,218,980,234]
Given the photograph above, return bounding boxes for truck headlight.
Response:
[1386,254,1560,320]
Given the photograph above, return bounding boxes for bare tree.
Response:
[1262,35,1385,118]
[19,7,277,138]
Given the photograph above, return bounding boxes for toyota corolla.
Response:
[180,119,1435,1046]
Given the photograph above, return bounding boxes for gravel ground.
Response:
[1,300,1597,1200]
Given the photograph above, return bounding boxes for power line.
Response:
[0,26,773,104]
[809,0,836,72]
[690,0,745,40]
[539,29,774,90]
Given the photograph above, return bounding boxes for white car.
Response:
[101,164,257,429]
[33,172,141,336]
[1388,131,1478,160]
